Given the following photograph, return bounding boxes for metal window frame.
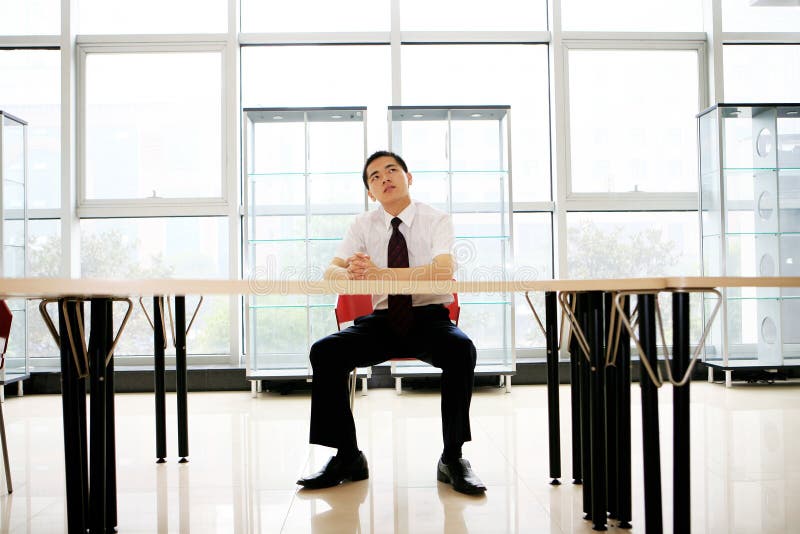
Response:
[76,41,230,217]
[3,0,798,364]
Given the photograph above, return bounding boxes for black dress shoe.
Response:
[297,452,369,489]
[437,458,487,495]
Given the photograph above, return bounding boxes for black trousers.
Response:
[308,304,477,452]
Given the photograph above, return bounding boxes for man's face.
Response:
[365,155,413,205]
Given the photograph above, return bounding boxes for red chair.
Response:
[334,294,460,407]
[0,300,13,493]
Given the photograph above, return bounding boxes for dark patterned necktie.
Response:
[388,217,413,334]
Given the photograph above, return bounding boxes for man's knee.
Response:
[462,337,477,368]
[441,335,477,370]
[309,336,340,370]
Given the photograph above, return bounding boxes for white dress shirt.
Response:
[335,201,455,310]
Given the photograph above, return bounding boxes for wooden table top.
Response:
[1,276,799,298]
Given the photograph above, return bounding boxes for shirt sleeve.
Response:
[334,218,364,260]
[430,212,455,259]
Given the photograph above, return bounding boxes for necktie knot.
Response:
[391,217,402,230]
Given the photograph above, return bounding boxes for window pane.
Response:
[28,219,61,278]
[402,44,550,202]
[78,0,226,34]
[0,49,60,209]
[566,212,699,278]
[241,45,391,153]
[722,0,800,32]
[568,49,699,193]
[27,219,61,361]
[0,0,59,35]
[84,52,222,200]
[724,45,800,103]
[241,0,389,32]
[567,211,704,346]
[562,0,702,31]
[80,217,229,356]
[513,212,552,351]
[401,0,546,31]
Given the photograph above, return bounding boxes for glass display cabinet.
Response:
[243,107,368,392]
[0,111,29,395]
[698,103,800,386]
[388,106,515,389]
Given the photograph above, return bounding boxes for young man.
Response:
[297,150,486,495]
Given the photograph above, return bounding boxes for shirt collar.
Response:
[381,201,416,230]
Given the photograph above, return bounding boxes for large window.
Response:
[80,217,230,358]
[0,0,59,35]
[0,49,61,364]
[566,212,699,278]
[724,45,800,102]
[27,220,61,362]
[77,0,227,34]
[561,0,703,32]
[82,49,224,204]
[722,0,800,32]
[0,49,60,209]
[567,48,700,194]
[241,0,390,33]
[513,213,552,353]
[400,0,547,31]
[241,45,391,153]
[402,44,550,202]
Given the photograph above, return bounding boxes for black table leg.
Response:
[104,299,118,530]
[154,296,167,463]
[569,297,582,485]
[588,292,607,531]
[58,299,88,533]
[175,296,189,462]
[604,293,618,522]
[638,293,663,534]
[544,291,561,485]
[88,299,108,533]
[577,293,592,520]
[672,292,691,533]
[617,295,633,529]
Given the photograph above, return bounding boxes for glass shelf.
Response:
[249,236,342,244]
[412,169,510,175]
[249,234,512,243]
[455,234,511,240]
[721,167,780,172]
[717,167,800,173]
[704,232,800,237]
[249,170,362,178]
[723,296,800,301]
[250,303,335,310]
[249,171,306,178]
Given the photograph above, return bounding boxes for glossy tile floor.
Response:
[1,381,799,533]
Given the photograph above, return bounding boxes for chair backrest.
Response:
[335,293,460,330]
[334,294,374,329]
[447,293,460,324]
[0,300,12,367]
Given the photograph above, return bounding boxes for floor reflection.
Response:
[0,384,798,532]
[297,480,369,534]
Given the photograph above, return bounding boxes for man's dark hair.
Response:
[362,150,408,189]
